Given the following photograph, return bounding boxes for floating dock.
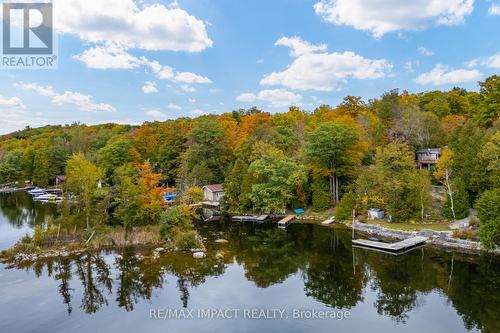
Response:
[352,236,428,254]
[0,188,20,194]
[277,215,295,228]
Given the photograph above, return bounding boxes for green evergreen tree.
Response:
[476,188,500,249]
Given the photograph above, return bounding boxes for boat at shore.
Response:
[232,215,269,222]
[28,188,46,196]
[321,216,336,225]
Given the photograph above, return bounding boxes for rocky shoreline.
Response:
[352,221,500,256]
[0,239,213,265]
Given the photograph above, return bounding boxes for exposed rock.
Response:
[193,252,205,259]
[352,221,500,255]
[417,229,436,238]
[190,248,205,253]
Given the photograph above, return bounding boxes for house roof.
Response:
[416,148,441,154]
[204,184,224,193]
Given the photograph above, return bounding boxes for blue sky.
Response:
[1,0,499,134]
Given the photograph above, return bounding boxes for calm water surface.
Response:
[0,193,499,333]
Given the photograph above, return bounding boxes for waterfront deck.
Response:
[352,236,428,254]
[278,215,295,227]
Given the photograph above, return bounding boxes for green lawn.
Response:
[363,220,451,231]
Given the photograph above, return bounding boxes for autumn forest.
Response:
[0,75,499,248]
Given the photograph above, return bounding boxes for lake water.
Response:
[1,193,499,333]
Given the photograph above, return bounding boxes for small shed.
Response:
[55,175,67,186]
[368,208,385,220]
[202,184,224,203]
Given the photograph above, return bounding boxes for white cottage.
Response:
[202,184,224,204]
[368,208,385,220]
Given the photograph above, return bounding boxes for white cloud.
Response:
[489,3,500,15]
[181,85,196,93]
[166,103,181,110]
[67,2,214,86]
[188,98,197,103]
[415,64,482,85]
[261,51,392,91]
[73,43,143,69]
[275,36,327,57]
[0,95,26,110]
[146,109,168,120]
[145,59,175,80]
[174,72,212,84]
[418,46,434,56]
[314,0,474,38]
[0,95,48,135]
[404,61,415,73]
[13,82,55,97]
[74,47,213,86]
[190,109,209,117]
[468,53,500,69]
[72,38,212,87]
[145,59,212,84]
[12,81,116,113]
[142,81,158,94]
[257,89,302,108]
[236,93,257,102]
[55,0,212,52]
[52,91,116,112]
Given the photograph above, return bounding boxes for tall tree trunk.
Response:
[329,173,335,206]
[329,162,339,206]
[86,209,90,230]
[420,187,424,221]
[445,170,456,219]
[334,174,339,204]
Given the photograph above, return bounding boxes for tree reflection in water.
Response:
[3,221,500,332]
[54,258,74,315]
[0,192,57,229]
[75,252,112,314]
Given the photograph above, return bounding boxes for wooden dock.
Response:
[352,236,428,254]
[278,215,295,227]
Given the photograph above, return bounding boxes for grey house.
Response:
[203,184,224,204]
[416,148,441,169]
